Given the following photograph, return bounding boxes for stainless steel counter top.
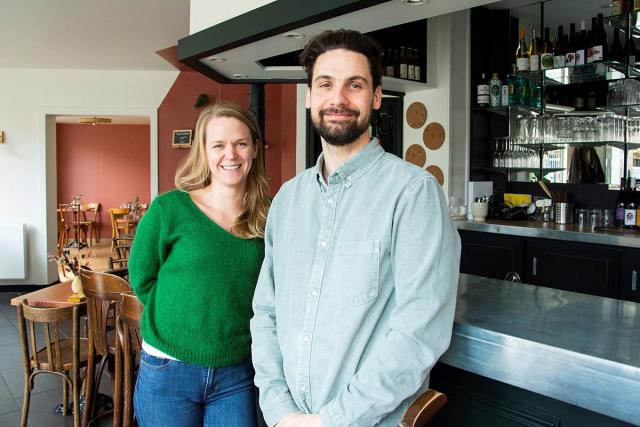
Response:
[455,218,640,248]
[441,274,640,425]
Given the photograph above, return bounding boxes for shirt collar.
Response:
[314,138,384,189]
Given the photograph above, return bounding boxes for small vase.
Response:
[71,275,83,295]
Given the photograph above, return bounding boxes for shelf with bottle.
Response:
[516,61,637,86]
[606,10,640,37]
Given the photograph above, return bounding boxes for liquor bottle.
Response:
[507,70,519,106]
[399,47,408,79]
[554,26,566,68]
[566,23,577,66]
[625,177,637,228]
[385,48,394,77]
[413,49,421,81]
[615,177,626,226]
[477,73,490,106]
[624,32,637,66]
[529,80,541,108]
[576,21,587,65]
[541,27,554,70]
[490,73,502,107]
[610,28,624,63]
[529,28,540,71]
[516,27,530,72]
[407,48,415,81]
[613,0,623,15]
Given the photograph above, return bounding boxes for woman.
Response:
[129,102,269,426]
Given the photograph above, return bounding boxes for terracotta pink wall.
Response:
[157,72,298,196]
[56,124,150,238]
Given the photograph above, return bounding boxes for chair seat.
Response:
[33,337,89,370]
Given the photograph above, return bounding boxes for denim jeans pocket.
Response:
[140,350,174,370]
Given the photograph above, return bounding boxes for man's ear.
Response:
[373,86,382,110]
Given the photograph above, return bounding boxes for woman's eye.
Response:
[210,144,223,150]
[236,142,247,148]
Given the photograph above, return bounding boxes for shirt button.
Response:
[299,385,306,392]
[303,335,310,342]
[327,198,334,205]
[311,289,318,297]
[320,240,327,247]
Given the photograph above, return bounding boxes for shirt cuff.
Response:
[319,400,343,427]
[263,393,300,427]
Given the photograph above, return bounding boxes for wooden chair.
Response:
[115,293,143,427]
[109,208,131,252]
[79,203,101,246]
[400,389,447,427]
[108,236,133,270]
[79,267,132,427]
[16,301,89,427]
[56,208,70,253]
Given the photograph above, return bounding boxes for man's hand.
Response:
[276,412,322,427]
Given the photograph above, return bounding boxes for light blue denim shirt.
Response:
[251,139,461,427]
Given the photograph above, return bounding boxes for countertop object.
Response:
[442,274,640,425]
[455,218,640,248]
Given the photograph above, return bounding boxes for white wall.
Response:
[189,0,276,34]
[0,68,178,286]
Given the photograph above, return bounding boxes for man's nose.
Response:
[329,85,348,106]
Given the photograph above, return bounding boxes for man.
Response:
[251,29,460,427]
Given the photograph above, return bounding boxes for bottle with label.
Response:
[477,73,490,106]
[529,80,541,108]
[588,17,598,63]
[529,28,540,71]
[507,72,518,105]
[385,48,395,77]
[490,73,502,107]
[575,21,587,65]
[541,27,554,70]
[625,177,637,228]
[565,23,576,66]
[407,47,415,81]
[399,47,408,79]
[610,28,624,63]
[554,26,566,68]
[393,49,400,79]
[413,49,421,81]
[501,84,509,106]
[615,177,626,226]
[516,28,530,72]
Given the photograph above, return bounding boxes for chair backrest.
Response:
[116,293,143,351]
[109,208,130,238]
[400,389,448,427]
[80,267,131,356]
[17,301,82,372]
[104,267,129,280]
[81,202,100,222]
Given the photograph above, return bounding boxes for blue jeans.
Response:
[134,351,258,427]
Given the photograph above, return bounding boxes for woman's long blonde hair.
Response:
[175,102,269,239]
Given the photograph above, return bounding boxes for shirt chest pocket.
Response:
[332,240,381,306]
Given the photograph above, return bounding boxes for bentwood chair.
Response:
[108,236,133,270]
[109,208,131,252]
[17,301,89,427]
[79,267,132,427]
[79,202,101,246]
[399,389,447,427]
[56,208,70,254]
[115,293,143,427]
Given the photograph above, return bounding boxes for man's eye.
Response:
[350,83,362,89]
[318,82,331,88]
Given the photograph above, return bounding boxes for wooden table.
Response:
[116,217,140,235]
[10,281,82,308]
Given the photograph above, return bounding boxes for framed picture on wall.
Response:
[172,129,193,148]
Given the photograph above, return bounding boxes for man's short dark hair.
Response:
[299,29,383,89]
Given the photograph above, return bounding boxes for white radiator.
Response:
[0,224,27,280]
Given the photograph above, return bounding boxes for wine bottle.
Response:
[477,73,489,106]
[566,23,577,66]
[588,17,598,63]
[598,13,608,61]
[413,49,421,81]
[554,26,566,68]
[541,27,554,70]
[516,28,530,72]
[625,177,637,228]
[615,177,626,227]
[610,28,624,63]
[624,32,637,66]
[529,28,540,71]
[407,47,415,81]
[576,20,587,65]
[399,47,408,79]
[385,48,394,77]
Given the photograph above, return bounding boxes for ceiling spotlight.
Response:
[284,32,304,39]
[208,56,226,62]
[403,0,427,5]
[78,116,112,125]
[233,74,249,78]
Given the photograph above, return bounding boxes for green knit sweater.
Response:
[129,190,264,367]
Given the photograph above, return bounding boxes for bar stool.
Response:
[79,267,131,427]
[115,293,143,427]
[16,301,89,427]
[400,389,447,427]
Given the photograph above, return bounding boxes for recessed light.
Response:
[284,32,304,39]
[403,0,426,5]
[233,74,248,78]
[208,56,226,62]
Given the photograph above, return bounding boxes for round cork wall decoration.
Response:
[423,122,446,150]
[406,102,428,129]
[426,165,444,186]
[405,144,427,167]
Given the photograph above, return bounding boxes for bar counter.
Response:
[442,274,640,425]
[454,218,640,248]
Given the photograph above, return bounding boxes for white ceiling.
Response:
[1,0,190,71]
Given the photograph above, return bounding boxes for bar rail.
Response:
[441,274,640,425]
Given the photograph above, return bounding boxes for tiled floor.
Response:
[1,258,114,427]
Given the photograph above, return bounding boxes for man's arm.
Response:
[318,177,461,427]
[251,203,302,426]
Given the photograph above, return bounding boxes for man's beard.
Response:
[312,107,371,147]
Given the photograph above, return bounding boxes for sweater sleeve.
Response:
[129,197,165,306]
